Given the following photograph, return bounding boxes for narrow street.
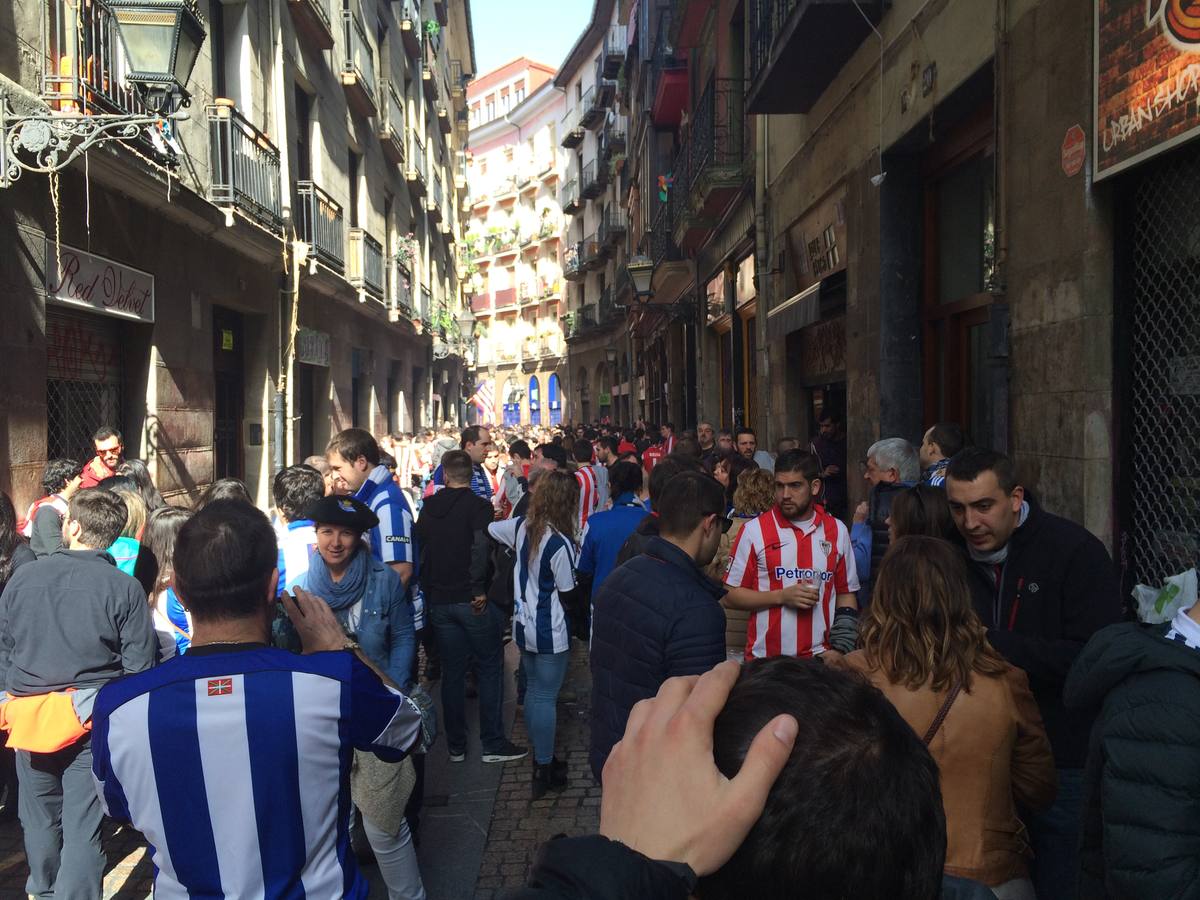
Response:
[0,643,596,899]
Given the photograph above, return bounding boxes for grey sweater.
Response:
[0,549,157,696]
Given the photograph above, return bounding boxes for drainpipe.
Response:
[272,0,293,474]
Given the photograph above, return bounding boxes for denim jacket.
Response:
[288,554,416,690]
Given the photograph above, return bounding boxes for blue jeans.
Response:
[521,649,570,765]
[1027,767,1084,900]
[429,602,505,755]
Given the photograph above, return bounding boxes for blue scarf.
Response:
[305,547,369,611]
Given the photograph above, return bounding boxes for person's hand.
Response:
[471,595,487,615]
[780,583,820,610]
[600,661,797,876]
[283,587,349,653]
[853,501,869,525]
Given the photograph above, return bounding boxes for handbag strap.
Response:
[922,680,963,745]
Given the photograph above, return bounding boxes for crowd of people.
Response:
[0,413,1190,899]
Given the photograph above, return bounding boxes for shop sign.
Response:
[296,328,331,367]
[1096,2,1200,179]
[45,242,154,323]
[599,392,613,406]
[784,187,847,298]
[1061,124,1086,176]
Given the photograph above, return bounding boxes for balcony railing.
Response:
[581,159,608,200]
[561,108,584,149]
[583,232,604,268]
[43,0,148,116]
[286,0,335,51]
[428,173,444,220]
[297,181,345,270]
[406,132,427,197]
[688,78,747,190]
[207,104,283,228]
[379,80,406,165]
[471,293,493,314]
[650,8,688,127]
[450,60,466,97]
[751,0,793,83]
[669,139,692,236]
[561,179,581,215]
[564,241,587,280]
[598,286,617,323]
[568,304,597,339]
[419,284,433,322]
[518,282,539,304]
[602,25,627,78]
[342,10,378,117]
[494,287,517,310]
[650,199,681,268]
[579,86,602,130]
[600,124,627,160]
[399,0,423,57]
[390,258,414,318]
[348,229,385,297]
[599,206,626,247]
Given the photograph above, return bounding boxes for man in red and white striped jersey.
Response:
[724,449,860,661]
[659,423,677,456]
[573,439,607,532]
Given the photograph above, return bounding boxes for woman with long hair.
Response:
[838,536,1056,898]
[707,449,754,514]
[135,506,193,658]
[107,487,147,576]
[116,459,166,513]
[489,469,580,798]
[712,468,777,659]
[887,483,960,544]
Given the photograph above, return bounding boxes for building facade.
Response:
[557,3,630,426]
[463,60,567,426]
[0,0,475,511]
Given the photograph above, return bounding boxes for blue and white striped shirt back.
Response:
[91,648,421,900]
[489,518,576,654]
[354,465,416,566]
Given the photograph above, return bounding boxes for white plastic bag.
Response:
[1132,568,1197,624]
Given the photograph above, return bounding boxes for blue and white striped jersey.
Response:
[488,517,577,654]
[276,518,317,597]
[91,647,422,900]
[354,465,416,566]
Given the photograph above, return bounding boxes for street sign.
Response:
[1062,124,1086,177]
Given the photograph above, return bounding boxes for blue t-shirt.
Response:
[578,494,648,590]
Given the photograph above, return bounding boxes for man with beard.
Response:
[723,450,859,662]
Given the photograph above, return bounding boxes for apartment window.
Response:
[514,85,525,105]
[485,96,495,121]
[576,82,583,101]
[500,91,510,115]
[294,85,312,181]
[349,150,361,227]
[504,147,514,163]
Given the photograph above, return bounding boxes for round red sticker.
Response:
[1062,125,1086,177]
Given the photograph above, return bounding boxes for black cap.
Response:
[304,495,379,533]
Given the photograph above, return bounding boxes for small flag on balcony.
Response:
[469,381,495,420]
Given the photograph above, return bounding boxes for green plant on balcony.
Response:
[396,232,419,266]
[424,19,440,37]
[609,153,626,178]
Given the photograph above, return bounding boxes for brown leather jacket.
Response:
[839,653,1057,887]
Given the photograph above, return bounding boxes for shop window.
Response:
[922,109,997,437]
[46,308,124,461]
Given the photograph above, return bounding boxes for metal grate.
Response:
[1127,150,1200,589]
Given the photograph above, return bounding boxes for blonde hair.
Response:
[525,469,579,550]
[112,487,147,540]
[732,468,775,516]
[860,535,1007,692]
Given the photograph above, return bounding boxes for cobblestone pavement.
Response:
[474,642,599,899]
[0,817,154,898]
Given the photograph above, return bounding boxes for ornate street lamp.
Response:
[0,0,206,188]
[626,255,655,303]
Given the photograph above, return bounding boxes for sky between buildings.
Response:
[470,0,594,77]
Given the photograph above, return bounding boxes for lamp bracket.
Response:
[0,98,188,189]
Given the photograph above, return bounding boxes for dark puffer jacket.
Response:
[589,537,726,782]
[1065,621,1200,899]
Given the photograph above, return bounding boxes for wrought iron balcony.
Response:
[599,206,626,247]
[426,174,444,223]
[406,131,427,198]
[650,200,681,268]
[650,9,688,127]
[748,0,887,114]
[437,104,452,134]
[389,257,415,319]
[600,123,626,160]
[564,241,587,281]
[207,104,283,229]
[297,181,345,270]
[44,0,148,116]
[379,80,406,166]
[342,10,378,118]
[602,25,627,79]
[668,139,692,238]
[567,304,597,339]
[422,61,438,102]
[286,0,334,51]
[561,109,584,149]
[579,86,604,130]
[399,0,423,58]
[348,229,385,298]
[561,179,582,216]
[598,286,618,323]
[419,284,433,326]
[593,61,616,114]
[583,232,606,270]
[581,160,608,200]
[450,60,466,98]
[518,282,539,305]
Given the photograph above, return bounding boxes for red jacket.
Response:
[79,456,115,489]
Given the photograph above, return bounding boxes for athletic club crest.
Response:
[819,540,833,556]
